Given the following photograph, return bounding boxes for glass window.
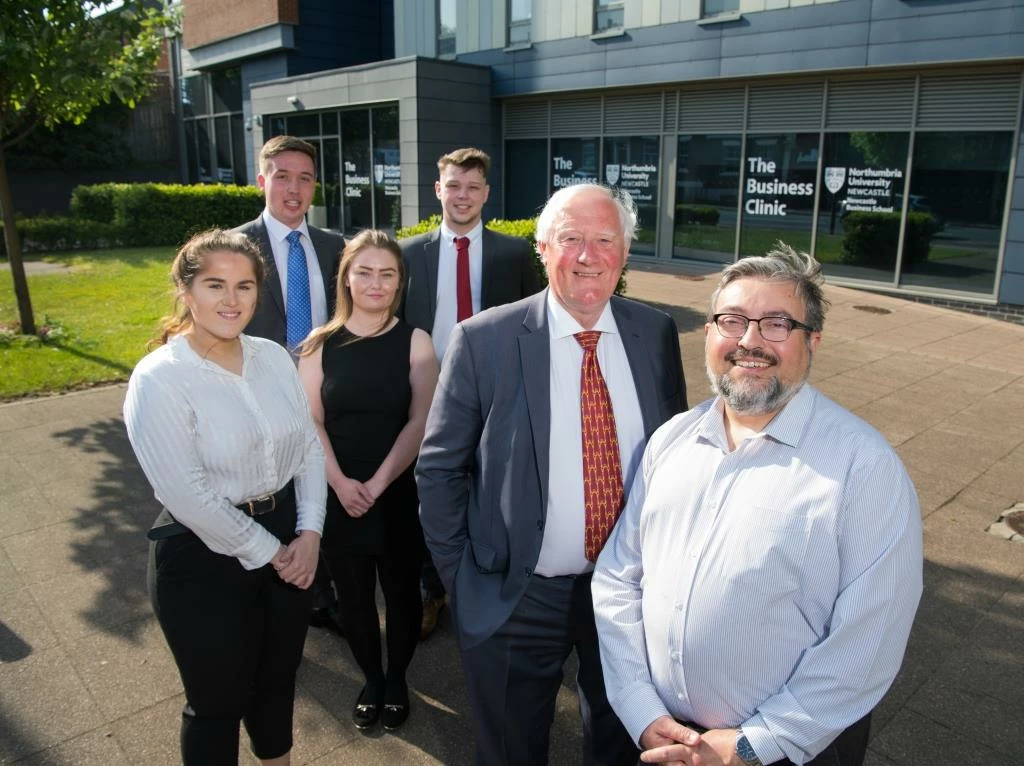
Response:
[674,134,742,264]
[287,113,320,138]
[182,76,208,118]
[898,131,1012,296]
[322,111,338,135]
[438,0,456,55]
[322,138,342,230]
[231,113,248,186]
[267,115,286,139]
[508,0,531,45]
[211,67,242,113]
[603,136,659,255]
[817,132,909,283]
[594,0,624,32]
[739,133,819,258]
[214,116,233,183]
[341,110,372,233]
[505,139,548,220]
[196,118,213,183]
[702,0,739,17]
[184,121,199,184]
[372,105,402,231]
[551,138,599,194]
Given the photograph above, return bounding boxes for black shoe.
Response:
[352,685,382,731]
[309,605,344,636]
[381,684,410,731]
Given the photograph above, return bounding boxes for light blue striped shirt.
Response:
[593,384,923,764]
[124,334,327,570]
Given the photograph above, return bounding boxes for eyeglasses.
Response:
[712,313,815,342]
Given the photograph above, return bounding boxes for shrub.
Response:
[675,205,720,226]
[840,211,935,269]
[1,216,124,256]
[112,183,264,246]
[70,183,123,223]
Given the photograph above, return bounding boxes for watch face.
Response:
[736,733,762,766]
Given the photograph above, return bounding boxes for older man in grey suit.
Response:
[401,147,542,639]
[416,184,687,765]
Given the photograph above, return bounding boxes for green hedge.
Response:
[396,214,626,295]
[840,211,935,269]
[1,216,124,256]
[111,183,264,246]
[675,205,720,226]
[70,183,122,223]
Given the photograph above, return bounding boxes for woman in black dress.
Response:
[298,230,438,731]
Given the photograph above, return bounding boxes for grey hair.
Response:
[534,183,638,252]
[708,242,830,332]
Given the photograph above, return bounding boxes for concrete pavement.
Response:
[1,265,1023,764]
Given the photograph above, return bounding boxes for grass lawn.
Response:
[0,247,174,400]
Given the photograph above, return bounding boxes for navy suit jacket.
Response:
[233,215,345,345]
[399,226,542,333]
[415,290,687,649]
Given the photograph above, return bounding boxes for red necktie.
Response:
[575,331,624,561]
[456,236,472,322]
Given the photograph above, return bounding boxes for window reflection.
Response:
[603,136,659,255]
[675,134,741,264]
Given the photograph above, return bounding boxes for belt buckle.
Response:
[245,494,275,516]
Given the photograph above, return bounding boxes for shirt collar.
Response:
[698,382,814,450]
[440,220,483,245]
[262,208,310,244]
[545,290,619,340]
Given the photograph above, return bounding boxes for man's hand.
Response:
[274,530,320,589]
[638,716,703,765]
[640,723,741,766]
[331,477,375,517]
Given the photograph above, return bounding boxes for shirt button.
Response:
[677,692,684,700]
[536,520,543,531]
[671,651,681,662]
[524,567,532,577]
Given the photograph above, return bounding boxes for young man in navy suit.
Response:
[400,147,542,639]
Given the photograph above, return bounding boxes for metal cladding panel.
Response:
[505,101,549,138]
[917,72,1022,129]
[550,96,603,136]
[663,91,678,133]
[678,88,745,133]
[747,82,824,132]
[604,93,664,135]
[825,78,916,130]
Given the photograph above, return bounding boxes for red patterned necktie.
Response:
[575,331,624,561]
[455,236,472,321]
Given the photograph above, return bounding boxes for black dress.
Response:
[320,321,421,556]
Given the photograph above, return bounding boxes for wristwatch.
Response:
[735,730,763,766]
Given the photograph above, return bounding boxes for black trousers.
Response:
[322,544,424,691]
[459,572,638,766]
[148,501,312,765]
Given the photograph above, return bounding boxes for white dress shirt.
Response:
[534,293,645,577]
[431,221,484,362]
[262,209,329,330]
[124,334,327,570]
[592,384,923,764]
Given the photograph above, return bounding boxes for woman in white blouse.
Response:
[123,229,326,766]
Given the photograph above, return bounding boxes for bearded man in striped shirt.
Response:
[593,244,922,766]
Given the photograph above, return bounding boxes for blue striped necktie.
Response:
[285,230,312,349]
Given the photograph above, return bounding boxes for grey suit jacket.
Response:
[233,215,345,346]
[415,290,687,650]
[399,226,542,333]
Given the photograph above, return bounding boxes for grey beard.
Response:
[706,365,805,416]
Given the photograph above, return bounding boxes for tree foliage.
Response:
[0,0,178,335]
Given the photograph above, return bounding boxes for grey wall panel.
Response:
[868,35,1024,69]
[604,37,724,70]
[604,60,724,89]
[917,72,1021,129]
[604,93,664,134]
[720,47,869,79]
[510,51,609,80]
[513,71,611,94]
[719,21,869,59]
[825,77,915,130]
[867,3,1021,43]
[678,87,745,132]
[551,97,603,135]
[748,82,823,132]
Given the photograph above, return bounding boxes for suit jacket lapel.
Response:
[309,227,340,313]
[612,298,661,437]
[425,228,442,321]
[255,219,287,322]
[518,291,551,512]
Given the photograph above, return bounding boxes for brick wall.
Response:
[182,0,298,49]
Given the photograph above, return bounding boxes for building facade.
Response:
[178,0,1024,307]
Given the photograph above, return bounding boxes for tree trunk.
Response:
[0,141,36,336]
